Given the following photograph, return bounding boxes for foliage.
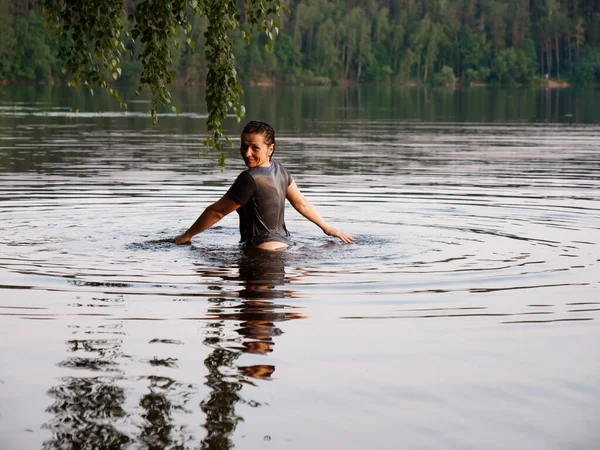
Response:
[430,65,456,86]
[40,0,285,160]
[11,12,57,82]
[492,48,519,84]
[465,67,492,84]
[573,45,600,83]
[517,38,538,83]
[0,0,16,78]
[2,0,600,122]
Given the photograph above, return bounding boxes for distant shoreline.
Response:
[545,79,572,88]
[2,79,597,89]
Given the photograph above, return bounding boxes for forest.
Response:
[1,0,600,86]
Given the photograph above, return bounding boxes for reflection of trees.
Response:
[44,333,190,449]
[43,377,130,449]
[5,85,596,174]
[43,332,130,449]
[198,249,306,450]
[138,376,187,450]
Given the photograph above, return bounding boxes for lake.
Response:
[1,85,599,449]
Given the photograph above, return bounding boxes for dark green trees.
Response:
[0,7,56,82]
[2,0,600,90]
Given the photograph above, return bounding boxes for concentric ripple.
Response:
[1,119,599,316]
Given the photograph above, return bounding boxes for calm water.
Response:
[1,85,599,449]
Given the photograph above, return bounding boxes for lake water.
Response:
[1,85,599,449]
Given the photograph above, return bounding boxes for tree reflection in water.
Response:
[138,375,188,449]
[43,325,131,449]
[43,248,305,449]
[199,248,306,449]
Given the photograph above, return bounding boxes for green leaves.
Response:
[243,0,282,52]
[42,0,126,108]
[199,0,283,168]
[42,0,285,167]
[131,0,187,123]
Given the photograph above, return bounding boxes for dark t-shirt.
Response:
[226,159,293,246]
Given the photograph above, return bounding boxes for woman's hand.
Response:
[324,226,354,244]
[174,233,192,245]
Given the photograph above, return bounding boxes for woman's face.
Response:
[240,133,274,168]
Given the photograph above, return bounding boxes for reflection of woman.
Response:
[198,250,304,449]
[200,248,306,375]
[175,121,353,249]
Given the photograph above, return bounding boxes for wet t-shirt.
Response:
[226,159,293,246]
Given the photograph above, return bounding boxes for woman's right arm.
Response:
[286,181,353,244]
[175,194,240,245]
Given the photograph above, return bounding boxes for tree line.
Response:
[1,0,600,86]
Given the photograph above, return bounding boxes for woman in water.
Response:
[175,121,353,249]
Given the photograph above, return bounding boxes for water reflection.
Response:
[2,85,600,175]
[138,375,188,449]
[43,249,305,448]
[42,324,130,449]
[199,248,305,449]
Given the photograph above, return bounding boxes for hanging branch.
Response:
[41,0,285,166]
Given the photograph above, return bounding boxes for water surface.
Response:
[0,85,599,449]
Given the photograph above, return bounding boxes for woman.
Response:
[175,121,353,249]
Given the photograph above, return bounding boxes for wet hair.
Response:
[242,121,275,159]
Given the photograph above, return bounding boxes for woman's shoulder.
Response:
[271,159,293,185]
[232,169,256,187]
[272,159,291,173]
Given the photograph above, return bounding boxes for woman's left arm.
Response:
[286,181,353,244]
[175,194,240,245]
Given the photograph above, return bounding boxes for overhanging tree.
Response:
[41,0,285,162]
